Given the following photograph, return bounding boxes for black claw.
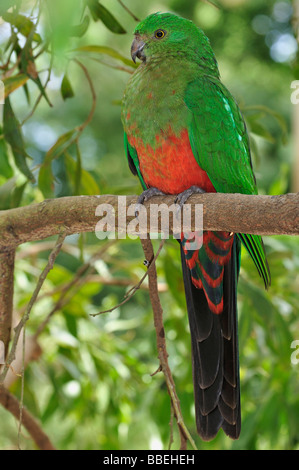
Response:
[135,187,166,218]
[175,185,206,209]
[137,187,166,205]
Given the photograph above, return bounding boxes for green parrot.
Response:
[121,12,270,441]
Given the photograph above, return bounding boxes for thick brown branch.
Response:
[0,193,298,251]
[0,385,56,450]
[0,250,15,359]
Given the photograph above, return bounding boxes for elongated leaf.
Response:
[0,175,26,209]
[64,152,100,195]
[38,129,78,197]
[244,104,288,145]
[70,15,90,38]
[75,45,136,68]
[3,73,29,98]
[45,0,79,56]
[0,178,16,210]
[87,0,126,34]
[3,97,35,182]
[0,127,13,179]
[38,162,54,198]
[0,147,13,179]
[61,74,75,101]
[44,129,78,164]
[11,181,27,207]
[21,27,52,106]
[74,143,82,195]
[22,81,31,105]
[248,119,275,144]
[2,12,42,42]
[12,42,32,104]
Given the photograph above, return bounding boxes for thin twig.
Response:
[17,275,167,318]
[91,238,166,316]
[73,59,97,133]
[0,385,56,450]
[34,241,117,337]
[117,0,140,21]
[18,326,26,450]
[140,237,197,451]
[88,56,134,74]
[0,231,67,386]
[168,404,175,450]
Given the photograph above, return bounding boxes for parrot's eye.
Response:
[154,29,166,39]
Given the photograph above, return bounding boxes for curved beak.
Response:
[131,36,146,63]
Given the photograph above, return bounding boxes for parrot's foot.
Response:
[135,187,166,217]
[175,185,206,209]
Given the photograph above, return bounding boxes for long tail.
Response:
[180,232,241,441]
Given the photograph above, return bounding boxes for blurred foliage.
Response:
[0,0,299,451]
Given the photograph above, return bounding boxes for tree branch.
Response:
[140,237,197,451]
[0,193,298,251]
[0,250,15,359]
[0,231,66,385]
[0,385,56,450]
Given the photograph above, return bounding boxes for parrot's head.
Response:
[131,12,219,74]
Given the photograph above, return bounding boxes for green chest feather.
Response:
[121,60,194,147]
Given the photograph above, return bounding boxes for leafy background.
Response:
[0,0,299,450]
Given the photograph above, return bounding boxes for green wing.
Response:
[124,132,147,190]
[185,75,270,287]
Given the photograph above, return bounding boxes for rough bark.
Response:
[0,250,15,360]
[0,193,298,252]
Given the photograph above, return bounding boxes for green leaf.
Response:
[0,0,20,17]
[79,169,101,195]
[3,73,29,98]
[70,15,90,38]
[2,12,42,42]
[64,152,100,195]
[74,143,82,195]
[3,97,35,182]
[21,28,52,106]
[38,163,54,198]
[13,42,31,103]
[11,180,27,207]
[75,45,136,68]
[87,0,126,34]
[44,129,78,164]
[0,178,15,209]
[248,120,275,144]
[0,177,25,209]
[38,129,78,197]
[0,129,13,179]
[244,105,288,145]
[269,163,289,195]
[22,82,31,105]
[41,393,61,423]
[61,74,75,101]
